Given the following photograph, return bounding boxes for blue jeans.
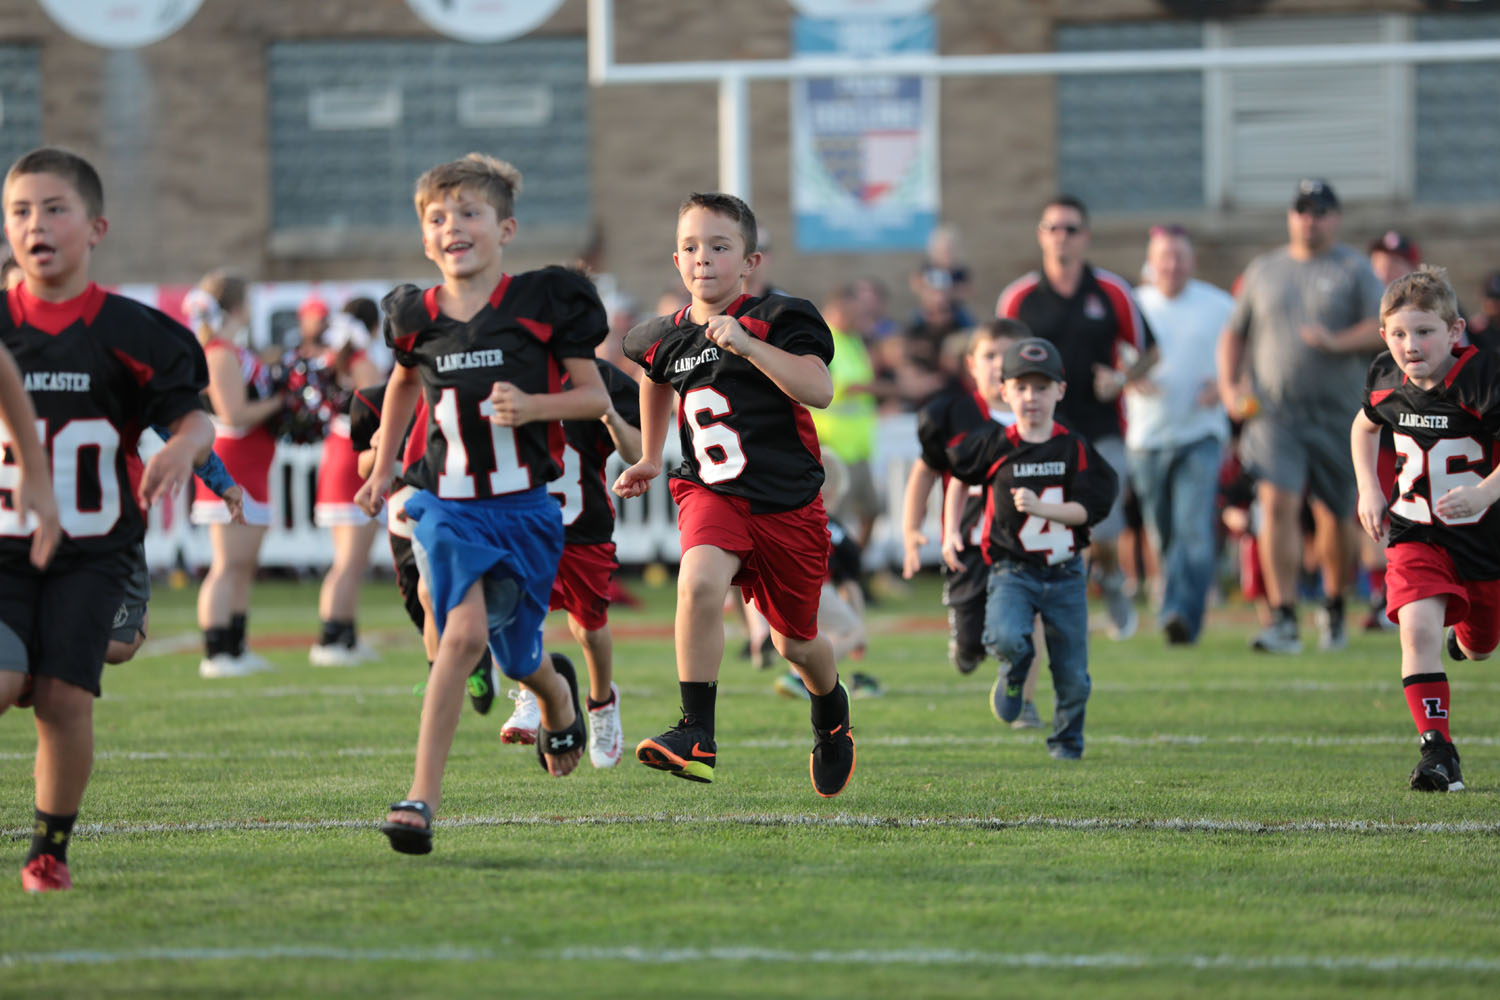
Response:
[983,556,1091,757]
[1128,435,1224,642]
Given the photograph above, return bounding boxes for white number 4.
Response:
[1017,485,1074,565]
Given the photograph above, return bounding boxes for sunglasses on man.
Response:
[1294,202,1331,217]
[1039,222,1083,235]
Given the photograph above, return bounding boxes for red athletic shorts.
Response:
[549,540,618,631]
[670,479,829,642]
[1386,541,1500,655]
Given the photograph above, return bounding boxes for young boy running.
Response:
[502,357,641,768]
[1351,265,1500,791]
[0,147,213,891]
[355,153,609,854]
[948,337,1118,759]
[614,192,855,797]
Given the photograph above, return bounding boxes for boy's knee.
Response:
[986,628,1031,664]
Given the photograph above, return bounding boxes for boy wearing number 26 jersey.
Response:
[1352,266,1500,794]
[948,337,1117,760]
[616,192,855,797]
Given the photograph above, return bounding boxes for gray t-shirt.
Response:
[1227,243,1383,417]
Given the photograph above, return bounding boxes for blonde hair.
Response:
[1380,265,1460,327]
[413,152,523,220]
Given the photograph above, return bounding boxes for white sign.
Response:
[789,0,934,15]
[405,0,567,44]
[39,0,203,49]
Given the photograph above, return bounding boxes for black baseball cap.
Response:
[1293,178,1340,213]
[1002,337,1065,382]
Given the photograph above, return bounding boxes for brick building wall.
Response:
[2,0,1498,321]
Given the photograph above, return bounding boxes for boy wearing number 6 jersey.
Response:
[1352,266,1500,793]
[615,192,855,797]
[947,337,1117,760]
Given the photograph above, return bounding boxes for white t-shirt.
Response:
[1127,278,1234,451]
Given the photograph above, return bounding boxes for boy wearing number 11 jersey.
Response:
[948,338,1117,760]
[615,192,855,796]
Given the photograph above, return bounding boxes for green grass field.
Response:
[2,574,1498,999]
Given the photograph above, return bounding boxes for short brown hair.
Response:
[413,152,522,220]
[199,269,248,314]
[4,146,104,219]
[678,192,757,254]
[968,317,1033,355]
[1380,265,1460,327]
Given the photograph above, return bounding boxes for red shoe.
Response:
[21,855,72,892]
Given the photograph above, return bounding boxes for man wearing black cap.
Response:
[1368,230,1420,286]
[1216,178,1385,654]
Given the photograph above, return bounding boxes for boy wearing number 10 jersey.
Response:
[615,192,855,797]
[354,153,609,855]
[1352,266,1500,793]
[947,337,1117,760]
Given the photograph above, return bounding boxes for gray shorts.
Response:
[110,543,151,645]
[1238,406,1357,517]
[1089,435,1128,543]
[830,457,882,528]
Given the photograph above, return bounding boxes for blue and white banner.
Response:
[791,15,938,252]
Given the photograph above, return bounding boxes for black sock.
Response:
[229,613,248,656]
[810,675,850,731]
[1325,595,1345,618]
[1277,604,1297,627]
[28,809,76,864]
[204,627,235,659]
[680,681,717,738]
[586,688,616,711]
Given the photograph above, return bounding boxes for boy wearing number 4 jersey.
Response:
[355,153,609,854]
[615,192,855,797]
[948,338,1117,760]
[1352,266,1500,792]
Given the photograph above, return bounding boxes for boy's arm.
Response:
[488,356,608,426]
[0,347,59,568]
[613,379,674,499]
[1432,456,1500,523]
[901,459,938,579]
[705,315,834,409]
[602,404,643,465]
[356,364,421,516]
[1011,487,1087,527]
[1350,409,1389,543]
[946,423,1005,485]
[940,476,971,571]
[140,409,216,509]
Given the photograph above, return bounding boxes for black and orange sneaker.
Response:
[810,714,856,798]
[636,715,716,783]
[21,854,72,892]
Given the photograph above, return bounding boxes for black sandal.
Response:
[535,653,586,774]
[380,799,433,855]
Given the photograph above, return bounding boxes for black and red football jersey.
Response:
[996,264,1154,443]
[947,421,1118,567]
[384,266,607,501]
[916,381,990,541]
[623,293,834,514]
[1363,346,1500,579]
[551,359,640,545]
[347,381,432,492]
[0,283,207,564]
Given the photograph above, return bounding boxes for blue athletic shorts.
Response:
[404,487,564,681]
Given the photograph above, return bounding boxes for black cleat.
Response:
[1446,627,1467,663]
[467,653,497,715]
[810,712,856,798]
[636,715,716,782]
[1409,729,1465,792]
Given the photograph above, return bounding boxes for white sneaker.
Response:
[199,653,272,679]
[237,649,273,672]
[309,643,364,667]
[587,683,623,769]
[1101,573,1138,641]
[500,688,539,745]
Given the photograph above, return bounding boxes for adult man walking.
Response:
[997,195,1157,639]
[1216,179,1384,653]
[1128,225,1234,645]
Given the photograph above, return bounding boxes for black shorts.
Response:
[389,531,425,634]
[110,542,151,645]
[943,547,988,661]
[0,550,131,696]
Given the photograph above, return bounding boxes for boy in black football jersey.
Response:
[0,147,213,891]
[948,338,1117,759]
[615,192,855,797]
[1352,266,1500,792]
[354,153,609,854]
